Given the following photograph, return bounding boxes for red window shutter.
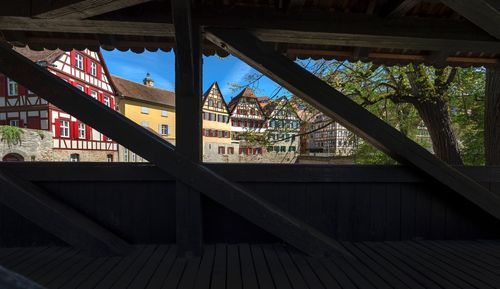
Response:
[103,135,107,141]
[98,92,103,102]
[97,64,102,79]
[110,97,115,110]
[19,119,24,128]
[85,58,90,73]
[18,85,26,96]
[71,121,78,139]
[54,119,61,137]
[70,51,76,67]
[86,125,92,140]
[0,76,6,95]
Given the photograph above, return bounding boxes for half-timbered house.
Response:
[262,97,301,155]
[228,87,266,155]
[0,47,118,162]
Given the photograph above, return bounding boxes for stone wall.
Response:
[202,142,298,164]
[0,128,116,162]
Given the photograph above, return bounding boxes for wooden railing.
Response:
[0,163,498,247]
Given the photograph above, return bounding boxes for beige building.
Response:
[113,74,176,162]
[202,82,231,146]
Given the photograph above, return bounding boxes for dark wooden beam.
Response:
[32,0,154,19]
[441,0,500,40]
[171,0,203,257]
[205,28,500,222]
[0,169,132,256]
[0,266,46,289]
[0,41,351,258]
[380,0,421,17]
[1,13,500,53]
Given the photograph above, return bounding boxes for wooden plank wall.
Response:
[0,163,499,247]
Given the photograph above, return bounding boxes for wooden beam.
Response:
[441,0,500,40]
[0,16,174,37]
[0,169,132,256]
[205,28,500,222]
[32,0,154,20]
[171,0,203,257]
[0,266,46,289]
[1,13,500,53]
[32,0,153,19]
[0,42,351,258]
[381,0,421,17]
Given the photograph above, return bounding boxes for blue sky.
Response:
[101,49,287,101]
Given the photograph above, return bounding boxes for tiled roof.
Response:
[112,75,175,107]
[13,46,65,64]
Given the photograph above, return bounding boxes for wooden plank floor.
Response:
[1,240,500,289]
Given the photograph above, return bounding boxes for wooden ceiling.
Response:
[0,0,499,66]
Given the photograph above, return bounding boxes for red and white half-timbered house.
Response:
[0,47,117,162]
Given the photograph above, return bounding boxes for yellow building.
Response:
[202,82,232,146]
[112,74,176,162]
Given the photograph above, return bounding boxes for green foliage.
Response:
[354,141,397,165]
[0,125,24,147]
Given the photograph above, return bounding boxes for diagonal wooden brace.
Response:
[0,169,133,256]
[0,42,351,258]
[205,28,500,222]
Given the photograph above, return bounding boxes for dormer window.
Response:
[75,53,84,70]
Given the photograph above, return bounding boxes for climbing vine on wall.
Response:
[0,125,24,148]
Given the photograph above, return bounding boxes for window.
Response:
[7,78,18,96]
[75,53,84,70]
[60,120,70,138]
[124,148,129,162]
[227,147,234,154]
[141,121,149,127]
[9,119,19,127]
[161,110,168,117]
[107,154,113,162]
[90,62,97,76]
[90,90,98,99]
[159,124,169,135]
[218,146,225,154]
[76,84,84,92]
[289,146,296,152]
[141,107,149,114]
[103,96,110,107]
[78,123,86,139]
[70,153,80,162]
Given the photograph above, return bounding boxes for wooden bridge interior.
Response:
[0,0,499,288]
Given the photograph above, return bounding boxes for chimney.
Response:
[143,72,154,87]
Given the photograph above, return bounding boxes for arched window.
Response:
[2,153,24,162]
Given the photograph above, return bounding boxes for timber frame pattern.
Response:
[0,0,498,261]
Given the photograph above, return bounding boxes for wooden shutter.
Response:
[54,118,61,137]
[110,97,115,110]
[71,121,78,139]
[70,51,76,67]
[86,125,92,140]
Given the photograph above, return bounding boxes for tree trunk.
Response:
[414,98,463,165]
[485,67,500,166]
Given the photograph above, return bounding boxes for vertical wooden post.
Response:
[172,0,203,257]
[485,66,500,165]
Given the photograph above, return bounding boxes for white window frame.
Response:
[159,124,169,135]
[90,90,98,99]
[76,84,84,92]
[7,78,18,96]
[78,123,86,139]
[140,107,149,114]
[75,53,84,70]
[90,62,97,76]
[124,148,129,162]
[107,154,113,162]
[161,110,168,117]
[103,96,110,107]
[141,121,149,127]
[60,120,70,138]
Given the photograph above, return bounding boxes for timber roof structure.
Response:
[1,1,500,288]
[0,1,498,67]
